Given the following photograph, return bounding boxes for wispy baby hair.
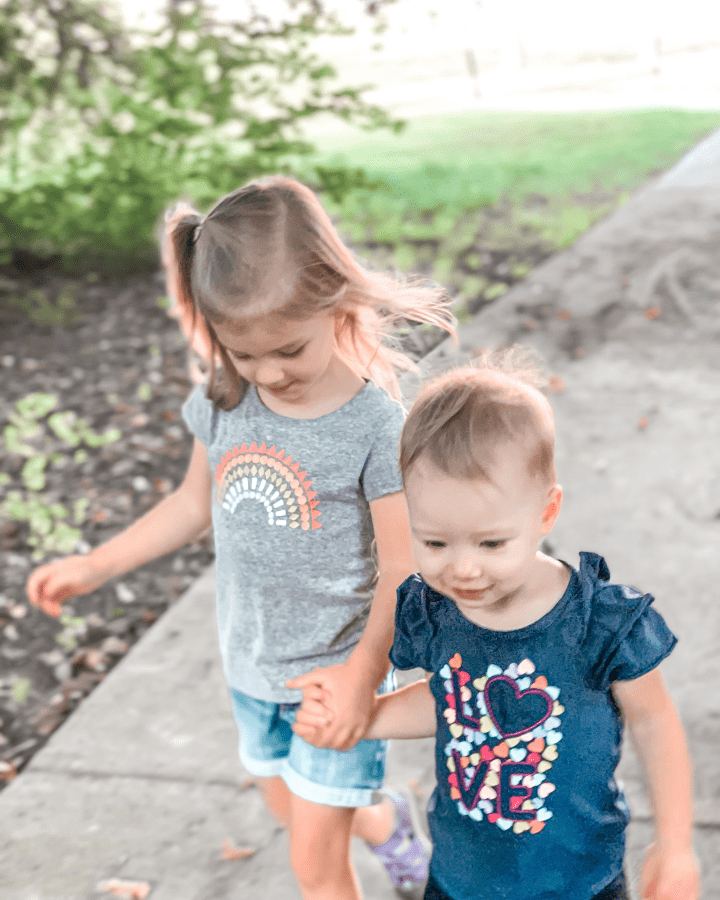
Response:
[399,348,556,486]
[162,176,455,408]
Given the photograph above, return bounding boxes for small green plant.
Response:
[7,289,81,327]
[11,676,31,705]
[0,392,121,559]
[55,614,87,653]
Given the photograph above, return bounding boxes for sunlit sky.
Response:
[117,0,720,56]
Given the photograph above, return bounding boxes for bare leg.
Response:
[255,776,394,844]
[288,794,361,900]
[254,775,293,827]
[352,796,395,845]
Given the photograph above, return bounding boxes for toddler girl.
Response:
[296,357,699,900]
[26,176,454,900]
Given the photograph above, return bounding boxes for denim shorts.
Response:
[229,670,395,808]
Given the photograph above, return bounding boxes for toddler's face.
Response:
[213,312,338,409]
[404,452,560,625]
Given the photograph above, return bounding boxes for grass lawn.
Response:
[297,109,720,322]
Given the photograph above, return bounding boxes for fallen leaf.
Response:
[638,415,650,430]
[153,477,173,494]
[644,306,661,320]
[556,310,572,320]
[0,760,17,782]
[221,838,256,861]
[240,776,256,789]
[101,636,130,656]
[523,319,536,331]
[546,375,566,394]
[96,878,150,899]
[572,347,585,358]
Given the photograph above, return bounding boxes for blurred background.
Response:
[1,0,719,787]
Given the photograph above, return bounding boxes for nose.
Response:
[254,359,285,386]
[451,549,482,581]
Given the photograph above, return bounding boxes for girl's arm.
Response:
[612,669,700,900]
[27,438,213,617]
[288,490,417,750]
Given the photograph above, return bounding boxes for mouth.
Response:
[263,381,296,395]
[452,587,490,601]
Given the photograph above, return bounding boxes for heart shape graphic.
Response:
[484,675,553,738]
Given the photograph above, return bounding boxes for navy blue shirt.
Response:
[390,553,677,900]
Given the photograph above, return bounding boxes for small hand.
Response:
[286,663,375,751]
[26,555,102,618]
[639,843,700,900]
[292,683,335,746]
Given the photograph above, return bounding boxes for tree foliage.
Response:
[0,0,400,272]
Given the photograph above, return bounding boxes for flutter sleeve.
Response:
[181,384,214,446]
[578,553,677,691]
[390,574,436,672]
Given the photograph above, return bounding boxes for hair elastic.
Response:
[193,221,204,243]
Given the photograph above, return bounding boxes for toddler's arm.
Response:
[365,676,437,741]
[287,490,416,750]
[27,438,212,617]
[612,669,700,900]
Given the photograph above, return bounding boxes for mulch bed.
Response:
[0,269,216,786]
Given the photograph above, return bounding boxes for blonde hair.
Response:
[162,176,455,408]
[400,350,556,487]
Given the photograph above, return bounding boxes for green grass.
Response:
[296,109,720,301]
[311,109,720,211]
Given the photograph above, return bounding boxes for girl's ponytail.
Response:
[161,204,214,377]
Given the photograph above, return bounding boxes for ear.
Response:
[540,484,562,535]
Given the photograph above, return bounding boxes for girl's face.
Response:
[212,311,341,410]
[405,453,561,628]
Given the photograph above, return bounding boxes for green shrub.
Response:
[0,0,399,273]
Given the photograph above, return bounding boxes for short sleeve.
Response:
[359,391,405,503]
[182,385,214,446]
[581,576,677,691]
[389,575,436,671]
[604,605,677,685]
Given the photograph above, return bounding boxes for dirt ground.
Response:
[0,271,216,785]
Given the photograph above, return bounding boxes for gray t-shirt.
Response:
[183,381,405,703]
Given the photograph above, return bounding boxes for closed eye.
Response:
[424,540,446,549]
[277,345,305,358]
[481,539,507,550]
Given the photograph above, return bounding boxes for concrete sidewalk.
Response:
[2,131,719,899]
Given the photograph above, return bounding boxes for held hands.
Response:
[639,843,700,900]
[286,663,376,751]
[26,555,104,618]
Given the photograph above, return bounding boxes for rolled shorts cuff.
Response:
[239,745,285,779]
[282,761,385,808]
[239,743,387,807]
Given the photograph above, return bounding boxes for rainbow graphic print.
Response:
[215,442,321,531]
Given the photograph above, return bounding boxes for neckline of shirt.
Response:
[432,563,580,640]
[248,379,378,423]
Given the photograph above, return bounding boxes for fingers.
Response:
[27,567,70,618]
[285,670,323,691]
[295,699,332,729]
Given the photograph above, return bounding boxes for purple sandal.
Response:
[368,788,431,896]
